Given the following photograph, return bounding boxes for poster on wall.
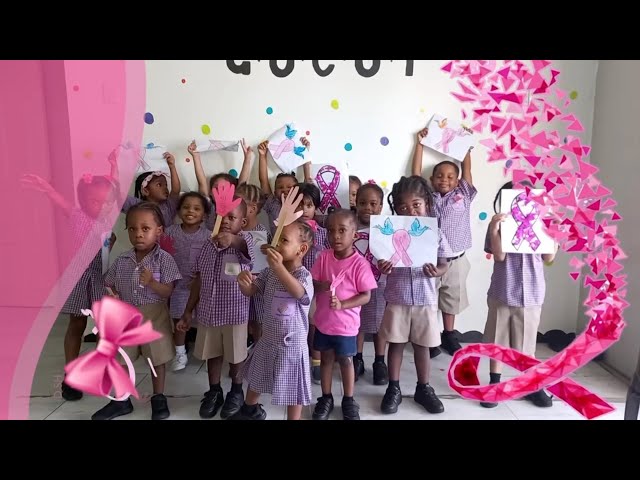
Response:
[267,123,311,173]
[312,160,350,214]
[195,140,240,153]
[135,144,170,174]
[369,215,439,267]
[500,189,556,255]
[421,114,475,162]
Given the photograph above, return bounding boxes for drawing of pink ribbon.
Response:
[316,165,341,213]
[511,192,541,251]
[389,230,412,267]
[355,231,381,281]
[271,139,295,159]
[435,127,471,154]
[64,296,163,400]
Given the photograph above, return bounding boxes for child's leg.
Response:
[413,344,431,385]
[228,389,267,420]
[64,314,87,364]
[309,298,321,384]
[439,255,471,355]
[353,330,365,381]
[371,333,389,385]
[312,348,336,420]
[199,356,225,418]
[320,349,335,395]
[171,319,188,371]
[373,333,386,358]
[624,349,640,420]
[220,324,248,419]
[151,363,166,394]
[412,342,444,414]
[207,356,224,385]
[287,405,303,420]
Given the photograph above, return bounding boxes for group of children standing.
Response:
[28,128,557,420]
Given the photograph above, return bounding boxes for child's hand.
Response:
[188,140,198,156]
[417,128,429,143]
[213,232,235,249]
[164,152,176,167]
[237,270,254,288]
[260,243,272,256]
[258,141,269,156]
[422,263,439,277]
[241,138,254,160]
[105,286,119,299]
[109,233,117,251]
[177,313,192,332]
[300,137,311,150]
[20,174,54,194]
[265,247,284,269]
[378,260,394,275]
[330,294,342,310]
[139,268,154,286]
[490,213,508,234]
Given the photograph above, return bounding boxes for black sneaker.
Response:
[220,389,244,419]
[414,384,444,414]
[381,385,402,414]
[150,394,170,420]
[61,382,83,401]
[312,396,334,420]
[353,356,365,382]
[83,333,97,343]
[311,365,321,385]
[372,361,389,386]
[525,389,553,408]
[199,389,224,418]
[91,399,134,420]
[229,403,267,420]
[429,347,442,359]
[480,400,498,408]
[440,332,462,356]
[342,398,360,420]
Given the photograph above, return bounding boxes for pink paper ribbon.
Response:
[315,165,341,213]
[511,192,541,251]
[389,230,412,267]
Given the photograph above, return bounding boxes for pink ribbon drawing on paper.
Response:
[434,118,472,154]
[270,124,306,160]
[374,218,429,268]
[355,231,381,281]
[316,165,341,213]
[511,192,541,251]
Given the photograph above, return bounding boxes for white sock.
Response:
[176,345,186,355]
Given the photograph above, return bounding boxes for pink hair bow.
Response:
[306,219,319,233]
[64,296,163,400]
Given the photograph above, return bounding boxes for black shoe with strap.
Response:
[91,399,134,420]
[353,356,365,382]
[199,389,224,418]
[525,389,553,407]
[440,331,462,356]
[150,394,170,420]
[342,398,360,420]
[381,385,402,414]
[229,403,267,420]
[61,381,83,401]
[312,395,334,420]
[220,389,244,419]
[372,361,389,386]
[414,384,444,414]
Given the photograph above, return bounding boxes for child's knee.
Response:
[337,355,353,368]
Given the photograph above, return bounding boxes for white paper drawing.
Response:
[267,123,311,173]
[247,230,269,273]
[312,160,349,214]
[500,189,555,255]
[369,215,439,268]
[421,114,475,162]
[196,140,240,153]
[136,144,169,174]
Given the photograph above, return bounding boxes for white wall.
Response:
[112,60,599,335]
[584,61,640,379]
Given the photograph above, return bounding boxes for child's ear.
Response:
[298,242,310,256]
[241,218,248,228]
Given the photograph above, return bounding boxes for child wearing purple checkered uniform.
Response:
[413,128,476,357]
[163,192,212,372]
[353,182,389,385]
[378,176,450,416]
[178,198,255,420]
[480,182,557,409]
[122,152,181,229]
[233,221,316,420]
[188,140,253,231]
[92,202,182,421]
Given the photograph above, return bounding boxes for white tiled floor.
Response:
[30,315,629,420]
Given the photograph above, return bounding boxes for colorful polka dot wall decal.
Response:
[479,212,488,221]
[506,159,513,168]
[420,108,425,113]
[144,112,154,125]
[485,253,492,260]
[185,158,190,163]
[73,85,79,92]
[229,169,238,178]
[569,90,578,100]
[83,150,92,159]
[201,124,211,135]
[380,137,389,146]
[380,181,388,189]
[266,107,273,115]
[306,131,310,136]
[344,143,352,151]
[331,99,340,110]
[181,78,186,84]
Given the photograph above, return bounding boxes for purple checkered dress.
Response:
[247,224,271,325]
[191,232,255,327]
[484,227,545,307]
[105,245,182,307]
[302,225,330,271]
[355,226,387,334]
[263,195,282,236]
[61,208,112,315]
[384,228,451,307]
[122,196,178,228]
[204,199,217,231]
[433,178,477,256]
[164,224,212,319]
[242,267,313,406]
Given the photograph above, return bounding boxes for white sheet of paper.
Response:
[369,215,439,268]
[267,123,311,173]
[196,140,240,153]
[136,145,169,174]
[247,231,269,273]
[224,262,241,277]
[101,232,111,274]
[420,114,475,162]
[312,160,350,214]
[500,189,555,255]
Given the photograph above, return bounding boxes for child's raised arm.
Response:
[461,148,473,186]
[188,140,209,198]
[238,138,253,186]
[164,152,181,199]
[488,213,507,262]
[266,248,306,299]
[301,137,312,183]
[20,174,73,217]
[412,128,429,176]
[258,140,273,196]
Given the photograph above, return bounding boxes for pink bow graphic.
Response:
[315,165,341,213]
[511,192,541,251]
[306,219,319,233]
[355,231,381,281]
[64,296,162,400]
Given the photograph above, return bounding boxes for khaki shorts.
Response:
[194,323,248,364]
[483,297,541,356]
[122,302,174,367]
[438,254,471,315]
[379,304,440,348]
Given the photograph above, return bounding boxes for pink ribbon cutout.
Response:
[390,230,412,267]
[315,165,341,213]
[64,296,163,400]
[511,192,541,251]
[355,231,381,281]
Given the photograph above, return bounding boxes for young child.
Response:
[349,175,362,209]
[353,182,389,385]
[413,128,476,357]
[311,209,377,420]
[480,182,556,408]
[234,221,316,420]
[177,198,255,419]
[163,192,212,371]
[377,176,449,415]
[257,139,312,236]
[21,172,118,401]
[122,152,182,229]
[92,202,182,420]
[188,140,252,231]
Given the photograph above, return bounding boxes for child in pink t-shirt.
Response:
[310,209,377,420]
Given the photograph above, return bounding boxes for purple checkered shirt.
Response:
[263,194,282,236]
[191,231,255,327]
[105,244,182,307]
[433,178,477,256]
[122,196,179,228]
[484,227,546,307]
[303,225,330,271]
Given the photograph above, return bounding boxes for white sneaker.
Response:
[171,352,188,371]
